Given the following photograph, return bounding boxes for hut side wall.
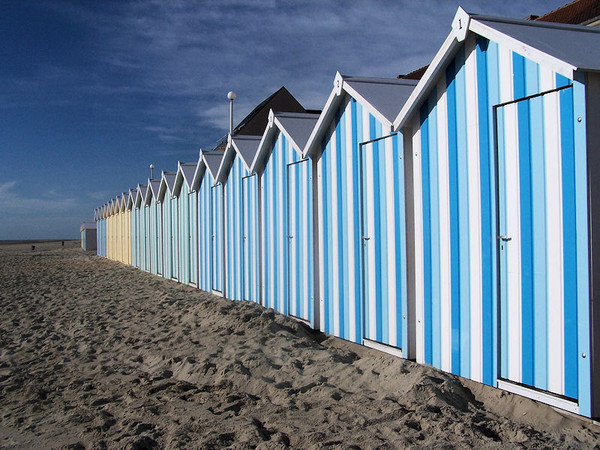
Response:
[405,35,591,413]
[316,95,408,350]
[261,131,314,323]
[224,155,259,302]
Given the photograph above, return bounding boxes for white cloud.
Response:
[0,181,77,215]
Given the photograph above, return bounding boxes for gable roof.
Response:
[120,194,128,211]
[304,71,417,158]
[535,0,600,26]
[157,171,177,202]
[145,179,161,205]
[251,110,320,173]
[191,150,222,191]
[110,198,118,215]
[126,189,136,210]
[174,162,198,195]
[212,86,308,152]
[394,7,600,130]
[135,184,148,208]
[203,150,225,181]
[216,134,261,184]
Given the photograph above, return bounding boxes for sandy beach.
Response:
[0,241,599,449]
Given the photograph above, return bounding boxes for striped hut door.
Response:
[359,134,404,353]
[241,174,257,301]
[171,198,179,280]
[211,184,223,294]
[496,85,579,405]
[189,193,198,286]
[157,203,163,276]
[287,159,312,323]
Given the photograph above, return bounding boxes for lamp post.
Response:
[227,91,236,134]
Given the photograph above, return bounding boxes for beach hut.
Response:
[158,172,178,281]
[216,135,261,302]
[105,202,111,259]
[303,72,416,356]
[113,197,120,261]
[251,110,320,324]
[81,222,97,251]
[120,193,131,265]
[113,197,120,262]
[191,150,225,295]
[173,162,199,287]
[393,7,600,417]
[95,207,106,257]
[102,204,108,257]
[106,198,116,261]
[119,192,131,264]
[134,185,149,271]
[145,179,163,276]
[127,189,137,267]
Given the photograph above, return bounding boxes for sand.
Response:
[0,241,598,449]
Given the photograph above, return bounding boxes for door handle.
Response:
[498,235,512,242]
[362,236,370,241]
[287,235,294,239]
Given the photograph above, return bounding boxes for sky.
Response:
[0,0,569,240]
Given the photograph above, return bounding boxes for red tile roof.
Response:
[534,0,600,25]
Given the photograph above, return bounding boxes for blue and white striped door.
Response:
[241,174,258,302]
[359,134,406,351]
[170,199,179,280]
[287,159,312,323]
[189,192,198,286]
[211,184,224,293]
[496,86,579,400]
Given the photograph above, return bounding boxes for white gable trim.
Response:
[250,111,277,174]
[393,32,458,130]
[302,78,342,159]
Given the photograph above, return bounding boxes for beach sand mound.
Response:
[0,241,598,449]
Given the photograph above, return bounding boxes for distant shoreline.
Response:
[0,239,80,245]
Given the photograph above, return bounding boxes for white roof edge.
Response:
[191,153,207,190]
[302,75,342,159]
[393,32,459,130]
[215,136,234,184]
[249,112,277,174]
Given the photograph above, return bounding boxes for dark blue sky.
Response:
[0,0,566,239]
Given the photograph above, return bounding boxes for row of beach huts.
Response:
[89,8,600,419]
